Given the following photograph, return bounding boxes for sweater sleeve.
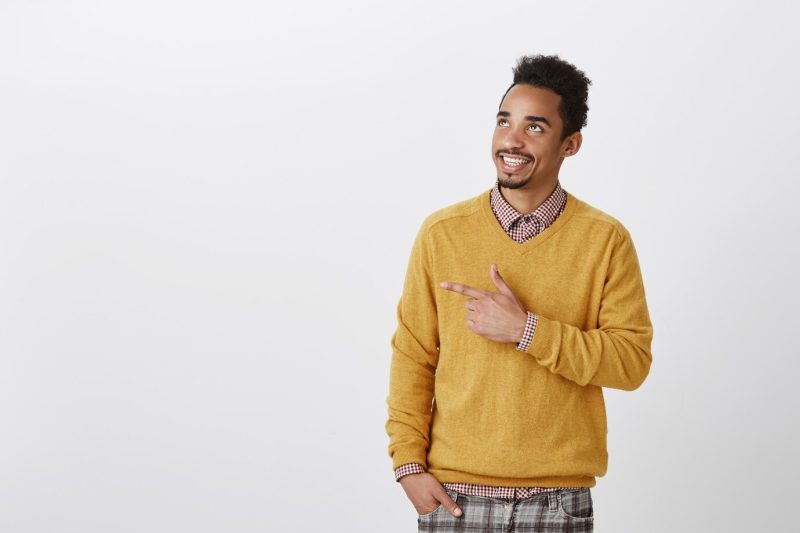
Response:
[521,226,653,391]
[385,220,439,470]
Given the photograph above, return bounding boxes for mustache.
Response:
[496,151,533,159]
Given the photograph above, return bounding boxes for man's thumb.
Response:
[442,493,462,517]
[490,263,511,294]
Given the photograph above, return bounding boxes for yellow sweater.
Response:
[385,185,654,488]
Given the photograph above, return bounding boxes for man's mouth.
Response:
[498,154,532,172]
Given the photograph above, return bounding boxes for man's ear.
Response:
[562,131,583,157]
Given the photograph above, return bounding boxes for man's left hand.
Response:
[439,263,528,344]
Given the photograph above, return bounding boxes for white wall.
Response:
[1,1,797,531]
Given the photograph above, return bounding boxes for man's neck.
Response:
[498,178,559,215]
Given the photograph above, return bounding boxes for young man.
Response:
[385,54,654,532]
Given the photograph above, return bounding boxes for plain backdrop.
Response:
[1,1,798,532]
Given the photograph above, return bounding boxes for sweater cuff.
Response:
[515,311,538,351]
[394,462,426,482]
[390,442,429,472]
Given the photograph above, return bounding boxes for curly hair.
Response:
[499,54,592,141]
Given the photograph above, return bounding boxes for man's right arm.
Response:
[387,267,464,522]
[385,219,440,473]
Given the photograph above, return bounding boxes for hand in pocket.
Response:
[399,472,462,517]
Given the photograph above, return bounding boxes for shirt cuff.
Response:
[394,462,426,482]
[515,311,538,352]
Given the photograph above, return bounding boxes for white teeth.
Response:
[502,156,529,166]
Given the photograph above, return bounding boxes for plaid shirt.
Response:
[393,179,580,499]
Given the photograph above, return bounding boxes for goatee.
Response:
[497,173,532,190]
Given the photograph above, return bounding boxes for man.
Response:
[384,54,654,532]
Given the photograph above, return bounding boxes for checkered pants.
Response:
[417,487,594,532]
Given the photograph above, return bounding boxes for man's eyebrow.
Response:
[496,110,551,128]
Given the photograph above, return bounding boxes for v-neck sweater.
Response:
[385,184,654,488]
[394,180,577,499]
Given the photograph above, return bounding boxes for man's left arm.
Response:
[519,227,653,391]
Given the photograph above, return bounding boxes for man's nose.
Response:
[502,128,525,149]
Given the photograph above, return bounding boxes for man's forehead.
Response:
[499,84,561,121]
[502,84,560,109]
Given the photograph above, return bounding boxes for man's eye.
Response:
[528,124,542,132]
[497,119,508,126]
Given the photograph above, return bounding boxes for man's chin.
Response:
[497,173,532,190]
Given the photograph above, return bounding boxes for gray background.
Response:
[1,1,798,531]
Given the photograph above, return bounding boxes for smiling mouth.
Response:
[499,154,532,172]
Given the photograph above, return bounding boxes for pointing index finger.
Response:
[440,281,487,299]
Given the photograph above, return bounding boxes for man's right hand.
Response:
[399,472,462,517]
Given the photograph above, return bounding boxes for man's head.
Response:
[492,54,592,190]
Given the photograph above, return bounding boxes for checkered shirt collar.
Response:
[490,179,567,234]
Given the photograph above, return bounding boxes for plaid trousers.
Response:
[417,487,594,532]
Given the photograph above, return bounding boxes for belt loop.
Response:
[548,491,559,512]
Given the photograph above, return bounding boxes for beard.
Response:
[496,171,533,190]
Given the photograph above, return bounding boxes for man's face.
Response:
[492,83,572,190]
